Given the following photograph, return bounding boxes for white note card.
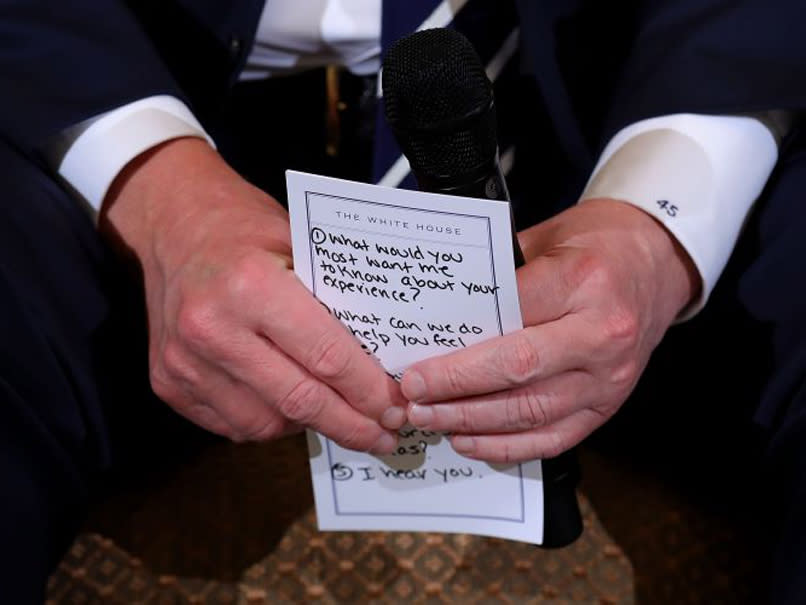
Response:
[286,171,544,545]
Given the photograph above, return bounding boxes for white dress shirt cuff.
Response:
[580,113,779,320]
[57,95,214,212]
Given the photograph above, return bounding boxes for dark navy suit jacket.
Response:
[2,0,806,177]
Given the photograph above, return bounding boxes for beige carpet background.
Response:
[46,427,767,603]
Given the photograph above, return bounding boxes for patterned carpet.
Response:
[47,497,632,604]
[45,425,767,604]
[46,434,634,604]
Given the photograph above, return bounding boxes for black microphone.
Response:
[382,28,582,548]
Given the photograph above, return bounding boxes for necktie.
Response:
[373,0,521,192]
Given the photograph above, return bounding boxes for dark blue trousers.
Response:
[739,138,806,605]
[0,138,174,603]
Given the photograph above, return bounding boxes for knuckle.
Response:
[499,441,517,464]
[506,389,549,430]
[149,360,170,393]
[306,331,352,382]
[178,399,227,432]
[499,334,541,385]
[602,308,640,349]
[591,400,620,423]
[566,251,607,291]
[149,368,177,404]
[239,416,286,442]
[150,345,193,401]
[608,359,640,391]
[276,379,325,424]
[225,256,267,300]
[458,403,479,433]
[160,342,192,380]
[338,422,375,451]
[442,363,468,395]
[175,298,219,349]
[542,433,567,460]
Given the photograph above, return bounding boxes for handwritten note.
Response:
[287,171,544,544]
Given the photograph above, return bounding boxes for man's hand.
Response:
[101,138,406,452]
[402,199,700,463]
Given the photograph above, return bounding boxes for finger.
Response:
[171,309,402,451]
[188,372,298,442]
[156,347,296,441]
[407,370,593,434]
[168,394,239,437]
[151,340,244,437]
[217,330,400,453]
[449,407,608,463]
[252,269,406,419]
[401,314,595,403]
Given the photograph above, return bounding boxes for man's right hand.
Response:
[100,137,405,452]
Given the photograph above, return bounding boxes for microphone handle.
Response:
[413,157,583,549]
[412,156,524,267]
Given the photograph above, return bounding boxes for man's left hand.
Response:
[401,199,699,463]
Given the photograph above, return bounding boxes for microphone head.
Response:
[382,28,499,186]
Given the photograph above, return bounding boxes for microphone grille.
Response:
[382,28,498,180]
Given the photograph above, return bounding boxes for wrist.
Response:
[99,137,290,270]
[589,198,701,320]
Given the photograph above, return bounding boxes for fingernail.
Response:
[380,407,407,430]
[370,432,397,455]
[403,371,426,402]
[408,403,434,428]
[452,436,475,454]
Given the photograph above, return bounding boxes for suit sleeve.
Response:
[0,0,185,159]
[604,0,806,137]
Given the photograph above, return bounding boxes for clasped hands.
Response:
[103,139,698,462]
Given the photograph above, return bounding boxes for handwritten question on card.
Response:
[287,171,544,544]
